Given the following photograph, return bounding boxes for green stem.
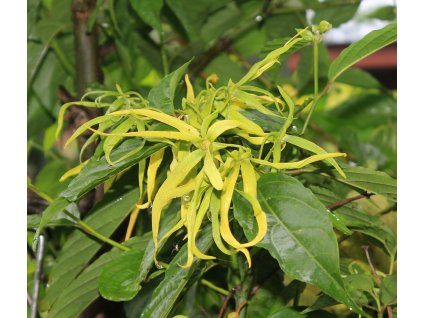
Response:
[64,211,129,251]
[301,40,319,134]
[160,33,169,75]
[201,279,230,296]
[389,254,396,275]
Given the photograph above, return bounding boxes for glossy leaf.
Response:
[130,0,163,32]
[328,22,397,81]
[233,173,364,315]
[39,188,138,312]
[332,164,397,201]
[61,140,165,202]
[46,237,145,318]
[148,59,192,114]
[140,225,213,318]
[311,186,396,256]
[99,249,145,301]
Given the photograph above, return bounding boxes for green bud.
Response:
[319,20,332,33]
[302,30,314,41]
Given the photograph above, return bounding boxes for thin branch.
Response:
[326,193,373,211]
[218,286,239,318]
[362,245,381,284]
[235,300,248,316]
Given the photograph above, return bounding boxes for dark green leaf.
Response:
[46,237,146,318]
[130,0,163,31]
[332,164,397,201]
[302,294,338,314]
[312,1,360,27]
[61,140,164,202]
[99,249,144,301]
[39,188,138,312]
[147,59,192,114]
[140,225,213,318]
[337,68,381,89]
[201,2,242,43]
[328,22,397,81]
[311,186,396,256]
[380,274,396,305]
[165,0,229,42]
[233,173,365,315]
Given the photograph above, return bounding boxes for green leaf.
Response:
[136,199,181,284]
[312,1,360,28]
[365,5,397,21]
[99,249,144,301]
[328,22,397,81]
[302,294,338,314]
[130,0,163,32]
[27,214,42,229]
[39,188,138,312]
[344,274,374,293]
[61,139,164,202]
[261,37,309,64]
[336,68,381,89]
[140,225,213,318]
[35,160,70,198]
[37,197,70,234]
[331,164,397,201]
[147,59,192,114]
[380,274,397,305]
[45,237,146,318]
[311,186,396,256]
[165,0,229,42]
[267,307,305,318]
[233,173,365,315]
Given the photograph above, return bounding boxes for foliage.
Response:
[28,1,397,317]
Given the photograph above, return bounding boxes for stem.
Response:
[201,279,230,296]
[30,234,45,318]
[389,254,396,275]
[326,193,373,211]
[362,245,381,284]
[64,211,129,251]
[301,40,319,134]
[160,33,169,75]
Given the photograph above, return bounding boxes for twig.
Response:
[218,286,239,318]
[362,245,381,284]
[30,235,45,318]
[387,305,393,318]
[326,193,373,211]
[235,300,248,316]
[201,279,230,296]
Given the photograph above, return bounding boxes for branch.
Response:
[218,286,240,318]
[326,192,373,211]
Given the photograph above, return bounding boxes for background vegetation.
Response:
[27,0,397,317]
